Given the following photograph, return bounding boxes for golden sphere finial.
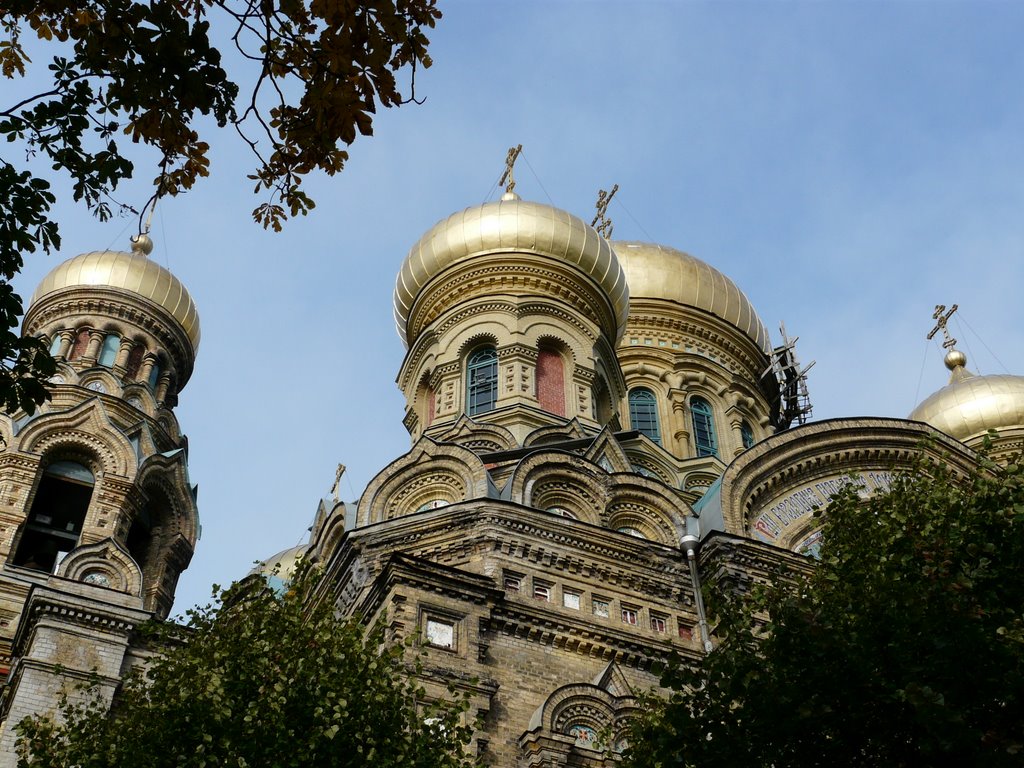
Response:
[130,233,154,256]
[944,349,968,370]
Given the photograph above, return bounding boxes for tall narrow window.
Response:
[535,346,565,416]
[466,347,497,415]
[14,461,94,572]
[740,420,755,450]
[628,388,661,445]
[48,334,62,357]
[691,397,718,457]
[98,334,120,367]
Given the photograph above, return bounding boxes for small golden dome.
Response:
[30,238,200,349]
[252,544,308,588]
[613,241,771,354]
[394,197,629,346]
[909,352,1024,443]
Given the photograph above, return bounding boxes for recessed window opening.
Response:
[535,345,565,416]
[691,397,718,457]
[628,388,661,444]
[98,334,120,367]
[741,420,755,450]
[14,461,94,572]
[466,347,497,415]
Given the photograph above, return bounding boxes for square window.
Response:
[425,618,455,649]
[621,606,639,625]
[677,622,692,640]
[533,581,551,601]
[563,590,581,610]
[651,614,667,633]
[503,573,522,593]
[593,598,610,618]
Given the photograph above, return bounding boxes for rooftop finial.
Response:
[130,233,154,255]
[927,303,959,350]
[927,304,972,377]
[499,144,523,198]
[591,184,619,239]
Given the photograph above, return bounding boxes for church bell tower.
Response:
[0,234,200,762]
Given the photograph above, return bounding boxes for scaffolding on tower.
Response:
[764,322,815,430]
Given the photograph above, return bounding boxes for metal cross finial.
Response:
[927,303,959,349]
[499,144,523,194]
[591,183,619,239]
[331,463,347,502]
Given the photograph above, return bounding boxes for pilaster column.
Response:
[729,418,745,457]
[138,353,158,388]
[55,330,75,360]
[82,329,105,364]
[154,371,173,405]
[669,390,691,456]
[112,337,135,375]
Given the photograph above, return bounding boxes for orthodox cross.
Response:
[927,303,959,349]
[499,144,523,194]
[331,463,347,502]
[591,183,619,239]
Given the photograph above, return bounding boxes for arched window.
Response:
[148,360,162,390]
[47,334,62,357]
[98,333,120,367]
[691,397,717,457]
[628,388,661,445]
[14,461,94,572]
[535,346,565,416]
[466,347,497,415]
[740,420,755,450]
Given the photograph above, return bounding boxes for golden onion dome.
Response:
[394,194,629,346]
[613,241,771,355]
[909,350,1024,443]
[30,235,200,349]
[251,544,309,588]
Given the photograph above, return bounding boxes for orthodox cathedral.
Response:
[0,172,1020,766]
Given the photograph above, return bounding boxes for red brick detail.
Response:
[125,344,145,379]
[68,328,90,361]
[536,349,565,417]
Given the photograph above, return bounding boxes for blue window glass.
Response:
[98,334,120,367]
[148,361,161,390]
[691,397,717,457]
[48,335,62,356]
[628,388,661,444]
[466,348,497,415]
[741,420,755,450]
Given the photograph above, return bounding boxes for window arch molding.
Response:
[465,345,498,416]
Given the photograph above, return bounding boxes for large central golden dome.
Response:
[394,195,629,346]
[613,241,771,354]
[31,239,200,349]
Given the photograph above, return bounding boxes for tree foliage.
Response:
[0,0,439,413]
[623,453,1024,768]
[15,566,477,768]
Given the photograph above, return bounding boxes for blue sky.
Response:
[11,1,1024,614]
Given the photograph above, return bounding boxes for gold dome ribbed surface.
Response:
[613,241,771,354]
[909,370,1024,443]
[31,249,201,349]
[394,197,629,346]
